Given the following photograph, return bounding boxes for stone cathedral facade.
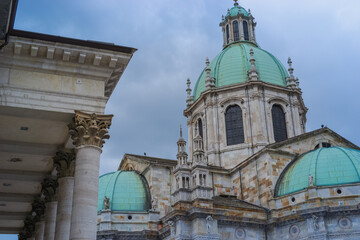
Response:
[97,1,360,240]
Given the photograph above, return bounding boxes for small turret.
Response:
[193,126,206,165]
[176,125,188,166]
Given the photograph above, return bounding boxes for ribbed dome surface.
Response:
[193,42,288,100]
[226,4,249,18]
[276,147,360,197]
[98,171,151,212]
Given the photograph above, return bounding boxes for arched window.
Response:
[225,105,244,146]
[197,118,203,138]
[243,21,249,41]
[226,24,230,44]
[233,21,239,41]
[272,104,288,142]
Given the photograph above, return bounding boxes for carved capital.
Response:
[68,111,113,148]
[41,177,58,202]
[53,150,75,178]
[32,197,45,222]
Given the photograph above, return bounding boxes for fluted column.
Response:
[35,221,45,240]
[53,150,75,240]
[42,177,58,240]
[69,111,113,240]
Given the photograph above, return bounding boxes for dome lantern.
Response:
[220,0,256,46]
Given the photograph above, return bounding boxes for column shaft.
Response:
[70,146,101,240]
[54,177,74,240]
[44,201,58,240]
[35,220,45,240]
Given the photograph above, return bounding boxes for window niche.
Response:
[225,105,245,146]
[271,104,288,142]
[243,21,249,41]
[233,21,239,41]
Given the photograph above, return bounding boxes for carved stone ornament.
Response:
[41,177,58,202]
[32,197,46,222]
[151,196,158,211]
[68,110,113,148]
[53,150,75,178]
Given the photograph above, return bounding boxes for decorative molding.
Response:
[267,96,289,107]
[68,110,113,148]
[53,149,76,178]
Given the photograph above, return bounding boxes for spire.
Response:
[186,78,194,107]
[177,124,187,166]
[205,57,216,89]
[234,0,239,6]
[248,49,259,81]
[286,57,297,89]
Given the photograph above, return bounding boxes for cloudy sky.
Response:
[3,0,360,239]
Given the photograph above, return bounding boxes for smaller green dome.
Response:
[276,147,360,197]
[98,171,151,212]
[225,4,249,18]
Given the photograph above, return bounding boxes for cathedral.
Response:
[96,1,360,240]
[1,0,360,240]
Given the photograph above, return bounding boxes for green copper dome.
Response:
[98,171,151,212]
[193,42,289,100]
[225,4,249,18]
[276,147,360,197]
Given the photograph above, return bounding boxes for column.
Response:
[69,111,113,240]
[32,198,46,240]
[42,177,58,240]
[35,221,45,240]
[53,150,75,240]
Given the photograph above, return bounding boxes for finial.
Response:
[248,49,259,81]
[180,124,183,138]
[222,15,225,21]
[286,57,297,89]
[287,57,294,76]
[234,0,239,6]
[227,8,230,15]
[206,57,210,67]
[186,78,194,107]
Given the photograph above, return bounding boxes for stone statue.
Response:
[168,221,175,236]
[312,215,319,231]
[206,215,213,234]
[103,196,110,210]
[309,174,314,187]
[151,196,158,211]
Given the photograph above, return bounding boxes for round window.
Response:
[289,225,300,237]
[338,217,352,229]
[235,228,246,239]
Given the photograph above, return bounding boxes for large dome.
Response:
[193,42,289,100]
[276,147,360,197]
[98,171,151,212]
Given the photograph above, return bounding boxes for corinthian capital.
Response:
[68,110,113,148]
[53,150,75,178]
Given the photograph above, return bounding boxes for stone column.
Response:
[35,221,45,240]
[42,177,58,240]
[53,150,75,240]
[69,111,113,240]
[32,198,46,240]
